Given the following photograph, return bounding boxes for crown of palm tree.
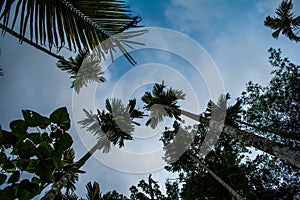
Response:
[0,0,146,64]
[85,181,101,200]
[265,0,300,42]
[142,82,186,129]
[57,50,106,93]
[79,98,144,152]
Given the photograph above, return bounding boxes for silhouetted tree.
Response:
[265,0,300,42]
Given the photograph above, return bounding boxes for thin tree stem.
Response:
[189,154,244,200]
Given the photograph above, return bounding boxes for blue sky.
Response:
[1,0,300,198]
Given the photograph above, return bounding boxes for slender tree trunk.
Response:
[176,108,300,168]
[188,154,244,200]
[148,175,155,200]
[41,139,105,200]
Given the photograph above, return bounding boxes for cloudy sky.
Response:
[1,0,300,198]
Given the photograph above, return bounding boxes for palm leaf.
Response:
[62,191,79,200]
[264,0,300,42]
[0,0,146,65]
[57,50,106,93]
[78,98,144,151]
[142,82,186,129]
[86,181,101,200]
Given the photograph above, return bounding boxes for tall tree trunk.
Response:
[188,154,243,200]
[41,139,105,200]
[177,108,300,168]
[235,119,300,142]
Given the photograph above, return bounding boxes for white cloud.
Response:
[164,0,300,103]
[165,0,225,35]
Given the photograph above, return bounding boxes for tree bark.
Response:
[189,154,244,200]
[235,119,300,142]
[41,139,105,200]
[177,108,300,168]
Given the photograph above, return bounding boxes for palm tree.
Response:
[85,181,129,200]
[85,182,101,200]
[0,0,146,65]
[42,98,144,200]
[142,82,300,168]
[57,50,106,93]
[265,0,300,42]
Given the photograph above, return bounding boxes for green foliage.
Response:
[142,81,186,129]
[0,0,144,64]
[86,181,101,200]
[50,107,71,131]
[265,0,300,42]
[82,181,129,200]
[79,98,144,152]
[57,51,106,93]
[22,110,51,129]
[0,107,75,199]
[161,119,300,199]
[239,48,300,142]
[129,175,179,200]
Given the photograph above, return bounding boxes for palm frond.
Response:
[78,98,143,150]
[126,98,145,126]
[57,50,106,93]
[52,148,81,193]
[62,191,79,200]
[264,0,300,42]
[86,181,101,200]
[0,0,146,65]
[142,82,186,129]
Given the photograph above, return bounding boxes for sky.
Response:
[1,0,300,198]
